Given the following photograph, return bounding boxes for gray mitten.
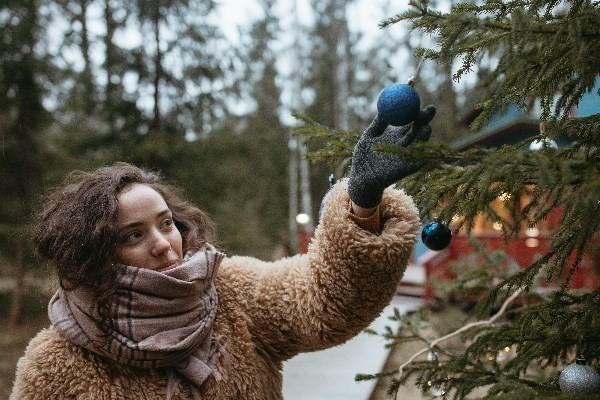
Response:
[348,106,436,209]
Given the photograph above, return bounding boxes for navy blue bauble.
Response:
[377,83,421,126]
[421,221,452,251]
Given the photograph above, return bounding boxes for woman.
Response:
[10,107,435,400]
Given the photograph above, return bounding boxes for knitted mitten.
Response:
[347,106,436,208]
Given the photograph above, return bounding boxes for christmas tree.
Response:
[297,0,600,398]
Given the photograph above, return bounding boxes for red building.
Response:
[419,84,600,298]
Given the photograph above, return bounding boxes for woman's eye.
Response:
[161,218,174,230]
[123,231,143,242]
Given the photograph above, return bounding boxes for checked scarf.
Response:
[48,246,225,399]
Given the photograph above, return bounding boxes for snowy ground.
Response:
[282,295,423,400]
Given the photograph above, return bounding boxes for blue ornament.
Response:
[377,83,421,126]
[421,221,452,251]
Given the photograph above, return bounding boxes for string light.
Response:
[525,238,540,248]
[526,227,539,237]
[295,213,311,225]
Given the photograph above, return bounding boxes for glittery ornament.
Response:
[421,221,452,251]
[529,122,558,151]
[376,83,421,126]
[327,174,336,191]
[559,357,600,393]
[427,351,439,362]
[425,351,445,397]
[426,378,446,398]
[496,346,514,363]
[529,138,558,151]
[427,384,445,398]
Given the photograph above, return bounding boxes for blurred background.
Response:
[0,0,486,397]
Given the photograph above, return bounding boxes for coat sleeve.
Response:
[9,328,75,400]
[219,179,420,361]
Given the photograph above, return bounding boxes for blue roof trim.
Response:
[451,76,599,150]
[485,104,527,131]
[451,115,539,150]
[576,78,600,117]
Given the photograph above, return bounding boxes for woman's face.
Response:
[115,183,183,271]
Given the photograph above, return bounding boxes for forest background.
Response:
[0,0,483,396]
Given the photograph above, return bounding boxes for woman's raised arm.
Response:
[218,179,420,361]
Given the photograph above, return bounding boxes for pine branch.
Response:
[297,1,600,396]
[386,248,600,398]
[384,278,600,398]
[379,0,600,127]
[396,288,524,379]
[292,112,359,168]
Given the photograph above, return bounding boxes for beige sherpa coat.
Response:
[10,181,420,400]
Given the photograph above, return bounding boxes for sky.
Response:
[214,0,397,44]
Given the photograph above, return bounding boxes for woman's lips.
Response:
[157,261,179,272]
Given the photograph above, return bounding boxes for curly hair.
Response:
[33,162,215,332]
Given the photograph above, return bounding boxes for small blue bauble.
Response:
[421,221,452,251]
[377,83,421,126]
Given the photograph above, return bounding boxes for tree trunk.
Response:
[8,0,43,328]
[104,0,117,134]
[79,0,95,114]
[8,241,25,328]
[152,5,162,129]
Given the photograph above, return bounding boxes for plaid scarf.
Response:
[48,246,225,400]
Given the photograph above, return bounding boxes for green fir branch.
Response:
[380,0,600,128]
[291,112,359,168]
[297,1,599,397]
[385,269,600,399]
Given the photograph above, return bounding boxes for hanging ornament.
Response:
[424,350,445,397]
[528,138,558,151]
[376,50,429,127]
[376,83,421,126]
[422,221,452,251]
[559,357,600,393]
[426,381,445,398]
[427,351,439,362]
[327,174,336,191]
[495,346,513,363]
[529,121,558,151]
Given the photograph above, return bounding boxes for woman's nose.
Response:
[151,232,171,256]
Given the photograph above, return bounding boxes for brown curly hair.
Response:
[33,162,215,332]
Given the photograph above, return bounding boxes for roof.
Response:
[451,77,599,150]
[451,114,539,150]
